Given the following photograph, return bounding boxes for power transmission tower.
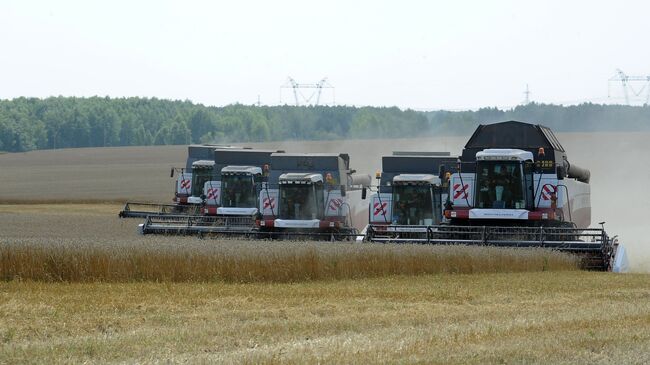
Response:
[608,69,650,105]
[280,77,335,106]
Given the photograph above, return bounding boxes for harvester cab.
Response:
[200,149,280,217]
[186,160,215,205]
[366,152,456,241]
[212,165,263,216]
[257,153,371,239]
[278,173,326,221]
[391,174,443,226]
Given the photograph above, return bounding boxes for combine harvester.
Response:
[255,153,371,239]
[139,149,283,235]
[119,144,240,218]
[366,121,618,270]
[140,152,371,239]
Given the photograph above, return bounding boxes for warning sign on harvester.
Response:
[540,185,556,201]
[177,173,192,194]
[264,197,275,209]
[370,195,392,223]
[207,188,219,200]
[329,198,342,211]
[453,183,469,199]
[260,189,279,216]
[203,181,221,205]
[325,193,344,217]
[374,202,387,216]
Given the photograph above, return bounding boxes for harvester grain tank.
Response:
[256,153,371,239]
[366,152,457,241]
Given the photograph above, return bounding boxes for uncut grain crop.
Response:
[0,205,576,283]
[0,242,577,283]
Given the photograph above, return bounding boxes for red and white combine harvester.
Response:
[366,121,618,270]
[119,144,241,218]
[138,149,283,235]
[255,153,371,239]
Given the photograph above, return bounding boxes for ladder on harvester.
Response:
[365,225,616,271]
[138,214,257,236]
[118,202,201,218]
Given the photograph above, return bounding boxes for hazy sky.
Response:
[1,0,649,109]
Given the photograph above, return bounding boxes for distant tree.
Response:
[0,96,649,153]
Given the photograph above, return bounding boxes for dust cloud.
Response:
[253,132,650,273]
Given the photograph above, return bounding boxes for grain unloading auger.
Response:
[365,121,619,271]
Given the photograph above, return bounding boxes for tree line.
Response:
[0,96,648,152]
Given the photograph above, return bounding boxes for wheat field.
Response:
[1,204,649,363]
[2,272,649,364]
[0,204,576,283]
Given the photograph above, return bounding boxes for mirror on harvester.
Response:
[170,168,175,178]
[340,185,346,197]
[361,187,367,200]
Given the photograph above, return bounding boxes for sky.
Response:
[1,0,649,109]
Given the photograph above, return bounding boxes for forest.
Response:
[0,96,648,152]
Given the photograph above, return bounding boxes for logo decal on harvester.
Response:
[329,198,343,211]
[453,183,469,199]
[206,188,219,200]
[180,179,191,190]
[541,185,556,200]
[373,202,388,216]
[263,197,276,209]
